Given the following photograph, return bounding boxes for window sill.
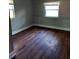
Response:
[44,16,59,18]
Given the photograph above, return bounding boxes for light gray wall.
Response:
[32,0,70,30]
[11,0,70,34]
[11,0,32,33]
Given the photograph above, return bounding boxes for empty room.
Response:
[9,0,70,59]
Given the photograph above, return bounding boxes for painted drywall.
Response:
[59,0,70,16]
[11,0,32,34]
[32,0,70,30]
[11,0,70,35]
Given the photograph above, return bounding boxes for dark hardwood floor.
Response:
[12,26,70,59]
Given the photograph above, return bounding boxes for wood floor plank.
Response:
[12,26,70,59]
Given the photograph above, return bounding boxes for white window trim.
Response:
[44,1,60,18]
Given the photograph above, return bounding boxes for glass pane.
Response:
[9,5,14,9]
[10,10,14,19]
[9,5,15,19]
[44,1,60,5]
[9,0,15,19]
[45,6,59,10]
[45,10,59,17]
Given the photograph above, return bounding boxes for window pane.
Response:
[44,2,60,17]
[45,10,59,17]
[45,6,59,10]
[44,2,60,5]
[9,0,15,19]
[9,5,14,9]
[10,10,14,19]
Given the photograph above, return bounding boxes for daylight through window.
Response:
[9,0,15,19]
[44,2,60,17]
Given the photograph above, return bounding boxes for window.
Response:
[44,2,60,17]
[9,0,15,19]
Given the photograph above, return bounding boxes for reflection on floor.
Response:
[12,26,70,59]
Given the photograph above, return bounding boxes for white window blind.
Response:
[44,2,60,17]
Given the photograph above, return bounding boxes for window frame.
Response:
[44,2,60,18]
[9,0,15,19]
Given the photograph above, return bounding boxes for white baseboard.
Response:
[12,24,69,35]
[9,51,16,59]
[33,24,70,31]
[12,25,33,35]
